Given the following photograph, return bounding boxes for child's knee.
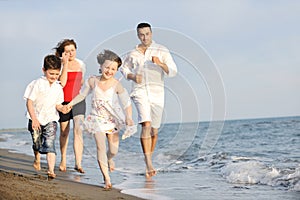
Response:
[109,146,118,156]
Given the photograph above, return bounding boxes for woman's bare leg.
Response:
[59,121,70,171]
[73,115,84,172]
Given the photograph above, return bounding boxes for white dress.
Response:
[82,79,125,134]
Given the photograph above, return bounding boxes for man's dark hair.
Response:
[137,22,152,31]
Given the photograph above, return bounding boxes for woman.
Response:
[54,39,86,173]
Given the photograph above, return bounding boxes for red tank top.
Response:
[63,71,83,102]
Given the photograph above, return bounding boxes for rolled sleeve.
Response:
[162,49,177,78]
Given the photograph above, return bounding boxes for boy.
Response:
[24,54,69,178]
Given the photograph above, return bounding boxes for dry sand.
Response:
[0,148,144,200]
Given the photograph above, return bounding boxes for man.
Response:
[121,22,177,177]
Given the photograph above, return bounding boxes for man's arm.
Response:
[158,46,177,77]
[120,55,142,83]
[152,56,169,74]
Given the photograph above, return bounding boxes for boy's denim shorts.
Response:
[28,120,57,154]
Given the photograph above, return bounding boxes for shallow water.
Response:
[1,116,299,200]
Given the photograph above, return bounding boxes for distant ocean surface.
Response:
[1,116,299,200]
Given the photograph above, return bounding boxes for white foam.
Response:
[0,133,14,139]
[120,188,173,200]
[221,160,300,191]
[221,161,279,184]
[278,165,300,191]
[231,156,253,161]
[15,141,30,146]
[292,178,300,191]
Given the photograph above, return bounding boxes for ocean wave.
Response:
[0,133,14,140]
[220,160,300,191]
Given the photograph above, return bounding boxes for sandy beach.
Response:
[0,148,144,200]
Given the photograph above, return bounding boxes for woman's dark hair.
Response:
[53,39,77,57]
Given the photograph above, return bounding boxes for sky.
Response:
[0,0,299,129]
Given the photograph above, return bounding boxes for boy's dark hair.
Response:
[97,49,122,68]
[136,22,152,31]
[43,55,62,71]
[53,39,77,57]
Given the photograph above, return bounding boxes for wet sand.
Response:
[0,148,144,200]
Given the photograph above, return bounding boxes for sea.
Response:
[1,116,299,200]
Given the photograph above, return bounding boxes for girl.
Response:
[68,49,134,189]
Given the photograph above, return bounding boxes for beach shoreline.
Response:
[0,148,144,200]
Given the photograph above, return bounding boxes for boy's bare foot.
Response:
[33,160,41,171]
[108,159,115,172]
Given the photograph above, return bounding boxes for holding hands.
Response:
[60,104,72,114]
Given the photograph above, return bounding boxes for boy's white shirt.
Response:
[24,76,64,126]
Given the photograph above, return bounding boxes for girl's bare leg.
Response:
[94,132,111,189]
[107,132,119,172]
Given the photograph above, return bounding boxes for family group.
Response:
[23,22,177,189]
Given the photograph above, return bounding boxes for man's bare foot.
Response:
[74,166,85,174]
[33,160,41,171]
[59,163,66,172]
[108,159,115,172]
[146,168,157,178]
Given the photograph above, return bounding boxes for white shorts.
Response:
[131,95,163,129]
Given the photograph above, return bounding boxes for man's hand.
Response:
[152,56,169,74]
[135,74,143,84]
[152,56,162,65]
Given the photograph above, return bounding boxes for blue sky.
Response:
[0,0,299,129]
